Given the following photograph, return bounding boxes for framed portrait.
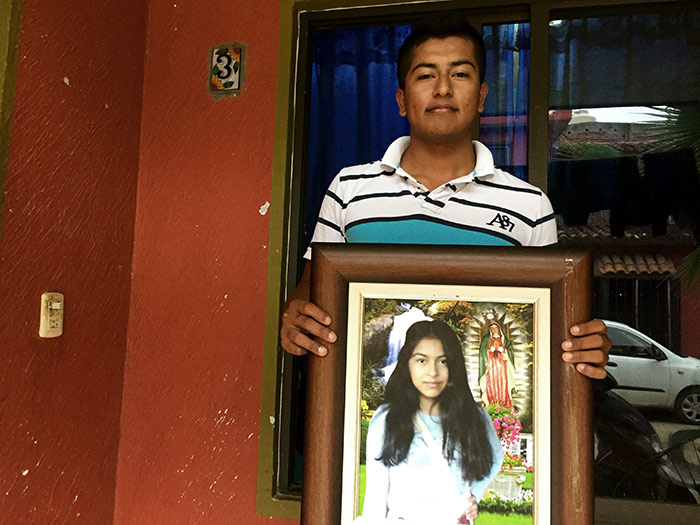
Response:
[301,244,593,525]
[343,283,550,524]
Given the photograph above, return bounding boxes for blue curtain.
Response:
[482,23,530,181]
[483,24,530,117]
[306,25,412,245]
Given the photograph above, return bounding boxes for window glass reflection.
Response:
[549,10,700,508]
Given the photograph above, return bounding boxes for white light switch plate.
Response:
[39,292,64,338]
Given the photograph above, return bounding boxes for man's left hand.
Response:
[561,320,611,379]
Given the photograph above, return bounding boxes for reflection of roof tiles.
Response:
[595,253,676,275]
[556,211,695,242]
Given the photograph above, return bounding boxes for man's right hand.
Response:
[280,299,336,356]
[279,262,336,356]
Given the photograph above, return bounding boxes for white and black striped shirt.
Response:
[305,137,556,258]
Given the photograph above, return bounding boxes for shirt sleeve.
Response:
[361,407,390,518]
[528,192,558,247]
[303,173,348,260]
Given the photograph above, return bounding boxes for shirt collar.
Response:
[379,136,496,183]
[380,136,411,171]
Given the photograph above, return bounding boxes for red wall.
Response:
[113,1,295,523]
[1,0,296,522]
[4,0,697,523]
[680,281,700,359]
[0,0,147,522]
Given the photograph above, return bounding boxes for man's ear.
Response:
[478,82,489,113]
[396,88,407,117]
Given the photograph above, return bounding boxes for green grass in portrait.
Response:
[357,465,533,522]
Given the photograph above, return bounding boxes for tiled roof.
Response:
[595,253,676,275]
[556,211,695,243]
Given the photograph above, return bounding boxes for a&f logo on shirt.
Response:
[487,213,515,232]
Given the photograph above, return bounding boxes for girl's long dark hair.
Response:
[378,319,494,482]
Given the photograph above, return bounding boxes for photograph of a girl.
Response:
[362,319,504,523]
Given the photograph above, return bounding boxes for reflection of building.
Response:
[479,103,697,362]
[547,109,699,360]
[552,119,674,159]
[557,219,698,358]
[567,109,595,125]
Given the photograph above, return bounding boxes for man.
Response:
[281,17,610,378]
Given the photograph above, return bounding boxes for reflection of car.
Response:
[603,320,700,424]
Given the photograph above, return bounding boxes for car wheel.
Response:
[674,387,700,425]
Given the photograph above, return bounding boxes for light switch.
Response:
[39,292,64,338]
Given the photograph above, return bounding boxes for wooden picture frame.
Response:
[302,244,593,525]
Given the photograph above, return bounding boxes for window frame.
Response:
[0,0,24,241]
[258,0,699,520]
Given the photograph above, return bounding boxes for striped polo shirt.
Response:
[305,137,557,258]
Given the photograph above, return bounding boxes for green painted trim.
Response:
[0,0,24,243]
[257,0,300,519]
[527,3,550,192]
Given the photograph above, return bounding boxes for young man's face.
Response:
[396,36,488,144]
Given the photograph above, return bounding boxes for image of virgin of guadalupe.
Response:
[478,320,516,409]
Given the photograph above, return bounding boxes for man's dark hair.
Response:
[396,15,486,90]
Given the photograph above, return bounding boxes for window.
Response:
[259,1,700,521]
[595,272,681,353]
[481,22,531,181]
[607,325,656,358]
[547,10,700,241]
[283,11,536,499]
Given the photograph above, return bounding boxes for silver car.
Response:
[603,320,700,425]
